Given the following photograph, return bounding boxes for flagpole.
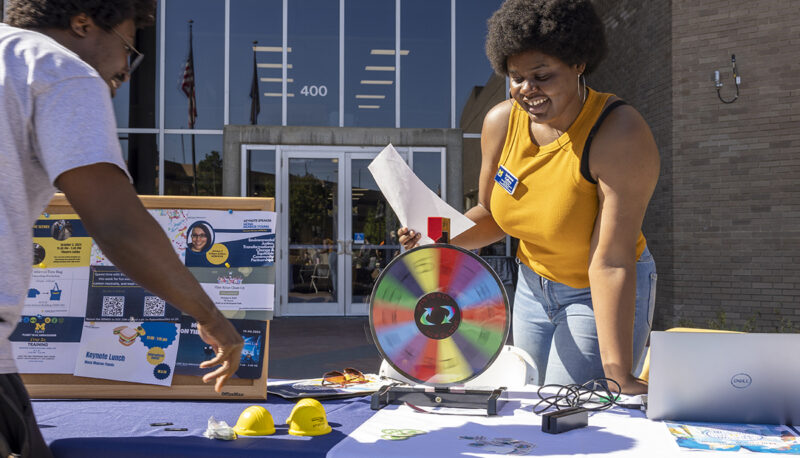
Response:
[191,131,197,195]
[187,20,198,195]
[248,41,259,195]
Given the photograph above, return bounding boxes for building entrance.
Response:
[242,145,445,316]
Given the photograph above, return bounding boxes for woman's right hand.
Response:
[397,227,421,250]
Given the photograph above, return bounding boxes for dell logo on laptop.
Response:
[731,373,752,389]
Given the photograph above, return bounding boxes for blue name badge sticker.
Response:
[494,165,519,196]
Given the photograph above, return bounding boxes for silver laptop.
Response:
[647,331,800,425]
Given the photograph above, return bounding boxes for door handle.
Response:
[345,240,353,256]
[337,240,344,255]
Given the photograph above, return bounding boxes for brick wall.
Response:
[591,0,675,329]
[594,0,800,331]
[668,0,800,331]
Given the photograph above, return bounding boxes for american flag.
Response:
[181,21,197,128]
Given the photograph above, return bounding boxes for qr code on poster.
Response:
[143,296,166,317]
[101,296,125,317]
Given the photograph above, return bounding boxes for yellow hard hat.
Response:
[286,398,331,436]
[233,405,275,436]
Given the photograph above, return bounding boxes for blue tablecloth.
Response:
[33,394,376,458]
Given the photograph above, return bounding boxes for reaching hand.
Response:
[397,227,421,250]
[197,314,244,393]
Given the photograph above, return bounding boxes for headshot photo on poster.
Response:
[185,222,214,266]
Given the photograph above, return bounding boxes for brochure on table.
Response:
[12,210,275,385]
[666,422,800,454]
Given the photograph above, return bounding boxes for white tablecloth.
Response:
[327,387,752,457]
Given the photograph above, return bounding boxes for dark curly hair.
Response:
[5,0,156,31]
[486,0,607,76]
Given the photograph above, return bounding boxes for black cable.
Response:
[533,377,621,415]
[717,54,740,104]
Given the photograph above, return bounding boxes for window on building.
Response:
[119,134,160,195]
[163,134,223,196]
[413,150,442,197]
[344,0,395,127]
[165,0,224,130]
[246,149,277,198]
[230,0,282,126]
[287,0,339,126]
[456,1,504,128]
[400,0,449,128]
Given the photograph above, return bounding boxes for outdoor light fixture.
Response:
[712,54,740,104]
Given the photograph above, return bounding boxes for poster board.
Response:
[21,194,273,400]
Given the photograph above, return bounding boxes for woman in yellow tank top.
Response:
[400,0,659,395]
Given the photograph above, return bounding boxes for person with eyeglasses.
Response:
[188,224,212,253]
[109,26,145,92]
[184,222,214,267]
[0,2,243,456]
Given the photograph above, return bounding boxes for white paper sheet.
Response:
[368,144,475,245]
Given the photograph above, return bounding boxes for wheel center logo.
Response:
[414,292,460,339]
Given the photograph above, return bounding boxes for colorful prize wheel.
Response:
[369,244,510,385]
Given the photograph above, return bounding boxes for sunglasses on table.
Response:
[321,367,367,387]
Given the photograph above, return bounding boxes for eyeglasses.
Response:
[191,233,208,239]
[111,28,144,75]
[321,367,367,387]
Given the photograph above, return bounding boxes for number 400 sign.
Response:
[300,85,328,97]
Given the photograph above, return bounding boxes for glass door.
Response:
[345,152,404,315]
[282,152,344,315]
[272,146,431,316]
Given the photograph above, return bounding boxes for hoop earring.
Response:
[581,74,587,103]
[578,74,587,103]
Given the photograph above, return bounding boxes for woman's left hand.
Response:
[587,102,659,400]
[616,374,648,395]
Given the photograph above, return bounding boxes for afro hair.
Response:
[5,0,156,31]
[486,0,607,76]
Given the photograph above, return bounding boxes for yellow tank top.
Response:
[490,89,646,288]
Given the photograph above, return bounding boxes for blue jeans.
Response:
[512,246,657,385]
